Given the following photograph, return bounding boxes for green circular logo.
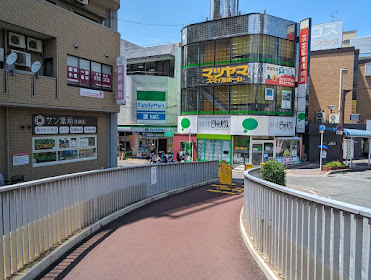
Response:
[181,118,191,131]
[298,113,305,121]
[242,118,258,133]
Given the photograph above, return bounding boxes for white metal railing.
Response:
[243,168,371,280]
[0,161,218,279]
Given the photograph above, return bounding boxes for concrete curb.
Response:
[19,179,218,280]
[239,207,279,280]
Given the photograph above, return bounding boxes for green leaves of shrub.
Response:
[261,160,286,186]
[324,161,345,167]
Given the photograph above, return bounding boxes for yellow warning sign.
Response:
[219,161,232,191]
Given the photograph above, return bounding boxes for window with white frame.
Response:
[32,135,97,167]
[365,63,371,77]
[67,55,112,90]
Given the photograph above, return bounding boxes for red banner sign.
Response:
[80,69,90,87]
[102,73,112,90]
[91,71,102,88]
[67,66,79,85]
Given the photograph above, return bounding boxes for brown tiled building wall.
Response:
[0,0,120,182]
[308,48,356,123]
[7,108,108,182]
[0,0,120,112]
[356,61,371,122]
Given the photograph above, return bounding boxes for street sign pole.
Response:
[320,132,323,170]
[319,124,326,171]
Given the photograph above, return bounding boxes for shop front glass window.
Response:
[222,140,231,162]
[256,85,275,115]
[186,43,199,67]
[205,140,213,160]
[214,86,229,115]
[215,39,230,65]
[197,139,205,160]
[231,36,251,63]
[214,140,222,161]
[233,136,249,164]
[230,85,255,114]
[200,41,215,66]
[199,87,214,115]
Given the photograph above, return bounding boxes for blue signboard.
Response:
[311,21,343,51]
[137,111,166,121]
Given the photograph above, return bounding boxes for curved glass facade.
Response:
[181,13,297,117]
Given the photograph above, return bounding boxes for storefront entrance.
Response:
[251,140,275,166]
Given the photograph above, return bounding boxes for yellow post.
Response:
[219,161,233,191]
[245,164,254,170]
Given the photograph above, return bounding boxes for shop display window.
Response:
[32,135,97,167]
[233,136,250,164]
[276,139,300,165]
[205,140,213,160]
[197,139,205,160]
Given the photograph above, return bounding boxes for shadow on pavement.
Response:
[37,181,244,280]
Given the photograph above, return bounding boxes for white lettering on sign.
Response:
[197,116,231,134]
[59,127,70,134]
[80,88,104,98]
[70,127,83,133]
[84,126,96,133]
[35,126,58,134]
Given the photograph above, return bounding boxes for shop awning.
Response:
[343,128,371,138]
[275,136,302,140]
[118,127,132,132]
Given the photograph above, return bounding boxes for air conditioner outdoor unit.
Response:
[10,50,31,67]
[329,114,340,124]
[75,0,88,5]
[316,111,326,123]
[8,32,26,49]
[27,37,43,53]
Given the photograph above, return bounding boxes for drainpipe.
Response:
[6,107,10,182]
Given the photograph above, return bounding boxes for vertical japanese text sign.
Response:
[116,56,126,105]
[299,18,311,85]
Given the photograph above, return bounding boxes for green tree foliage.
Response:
[261,160,286,186]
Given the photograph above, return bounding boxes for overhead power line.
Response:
[117,18,183,27]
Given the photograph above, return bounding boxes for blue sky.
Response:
[118,0,370,47]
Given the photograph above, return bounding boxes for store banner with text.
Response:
[137,91,166,123]
[116,56,126,105]
[202,65,249,85]
[197,116,231,134]
[265,64,295,87]
[32,115,98,135]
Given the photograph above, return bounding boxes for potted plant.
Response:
[322,161,348,172]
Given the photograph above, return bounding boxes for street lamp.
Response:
[339,86,371,163]
[327,105,336,114]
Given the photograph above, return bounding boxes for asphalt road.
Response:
[287,169,371,209]
[39,183,265,280]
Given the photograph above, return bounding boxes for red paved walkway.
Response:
[40,183,266,280]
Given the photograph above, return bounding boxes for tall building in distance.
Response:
[210,0,239,20]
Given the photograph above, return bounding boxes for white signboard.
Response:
[177,116,197,134]
[268,117,296,136]
[13,153,29,166]
[151,166,157,185]
[197,116,231,134]
[281,90,292,109]
[80,88,104,98]
[230,116,269,136]
[265,64,295,87]
[311,21,343,51]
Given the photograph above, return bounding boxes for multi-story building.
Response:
[176,12,303,166]
[118,41,181,158]
[0,0,120,183]
[306,21,371,161]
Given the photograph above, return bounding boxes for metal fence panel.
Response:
[0,161,218,280]
[243,168,371,280]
